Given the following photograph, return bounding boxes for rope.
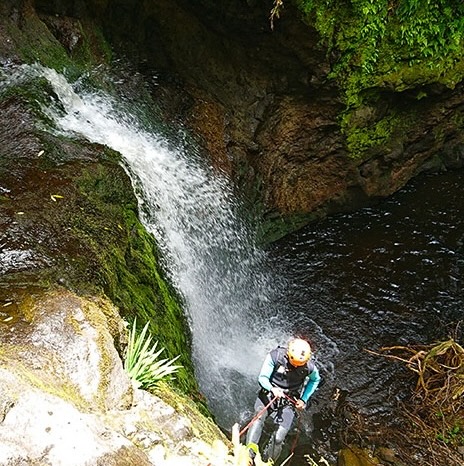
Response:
[283,393,297,405]
[239,395,278,437]
[239,392,302,466]
[283,393,302,464]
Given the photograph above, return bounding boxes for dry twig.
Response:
[367,337,464,465]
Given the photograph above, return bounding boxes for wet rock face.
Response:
[253,95,356,214]
[0,95,121,288]
[24,0,464,238]
[83,0,464,238]
[0,289,230,466]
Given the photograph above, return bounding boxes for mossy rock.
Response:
[0,88,196,394]
[338,446,380,466]
[0,3,111,78]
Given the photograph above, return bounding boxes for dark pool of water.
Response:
[267,169,464,460]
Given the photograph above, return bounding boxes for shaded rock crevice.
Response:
[75,0,464,239]
[5,0,464,242]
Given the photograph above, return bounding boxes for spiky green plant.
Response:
[124,318,182,389]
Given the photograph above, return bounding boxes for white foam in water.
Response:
[17,64,288,428]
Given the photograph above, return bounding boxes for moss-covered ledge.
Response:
[0,85,196,400]
[0,75,225,454]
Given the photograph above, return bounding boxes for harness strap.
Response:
[239,395,278,437]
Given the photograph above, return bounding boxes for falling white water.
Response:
[10,64,289,427]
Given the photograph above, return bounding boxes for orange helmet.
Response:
[287,338,312,367]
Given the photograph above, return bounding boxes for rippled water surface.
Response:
[269,170,464,424]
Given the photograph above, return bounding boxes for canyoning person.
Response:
[246,338,320,464]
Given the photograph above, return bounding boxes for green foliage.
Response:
[295,0,464,85]
[395,1,464,60]
[124,318,182,390]
[288,0,464,158]
[436,424,464,446]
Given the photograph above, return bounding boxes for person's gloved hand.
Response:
[295,399,306,410]
[271,386,285,398]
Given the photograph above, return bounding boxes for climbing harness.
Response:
[240,393,304,465]
[239,395,278,437]
[281,393,302,465]
[240,392,299,437]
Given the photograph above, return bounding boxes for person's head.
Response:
[287,338,312,367]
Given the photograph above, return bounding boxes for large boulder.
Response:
[0,289,231,466]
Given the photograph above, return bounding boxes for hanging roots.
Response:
[270,0,285,30]
[367,337,464,459]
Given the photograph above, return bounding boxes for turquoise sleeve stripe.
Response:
[300,366,321,402]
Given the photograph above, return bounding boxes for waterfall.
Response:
[11,65,288,428]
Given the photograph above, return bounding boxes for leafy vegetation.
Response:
[124,318,182,390]
[368,337,464,463]
[293,0,464,92]
[272,0,464,158]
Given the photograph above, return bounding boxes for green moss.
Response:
[0,78,56,128]
[2,9,111,82]
[292,0,464,158]
[67,164,197,395]
[69,19,113,67]
[5,15,77,77]
[345,114,401,159]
